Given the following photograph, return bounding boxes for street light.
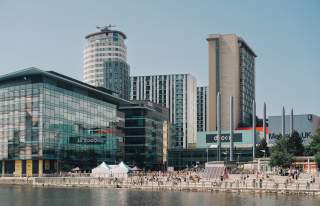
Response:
[206,144,218,163]
[235,152,241,165]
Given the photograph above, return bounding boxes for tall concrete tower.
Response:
[207,34,257,131]
[83,25,130,99]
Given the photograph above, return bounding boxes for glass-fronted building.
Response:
[119,101,170,170]
[168,128,264,169]
[130,74,197,149]
[104,59,130,99]
[0,68,130,176]
[168,147,253,170]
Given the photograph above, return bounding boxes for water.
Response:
[0,185,320,206]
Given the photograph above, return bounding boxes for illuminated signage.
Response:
[206,133,242,143]
[69,136,105,144]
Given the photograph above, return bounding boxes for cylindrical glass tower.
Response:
[83,26,130,99]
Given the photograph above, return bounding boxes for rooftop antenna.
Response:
[96,24,116,31]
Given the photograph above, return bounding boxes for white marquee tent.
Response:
[91,162,111,178]
[109,161,131,178]
[91,161,132,179]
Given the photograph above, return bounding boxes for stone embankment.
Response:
[0,177,33,185]
[1,176,320,195]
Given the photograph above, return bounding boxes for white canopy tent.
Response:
[91,162,111,178]
[109,161,131,178]
[131,166,142,172]
[91,161,132,179]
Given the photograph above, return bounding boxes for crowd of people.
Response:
[126,171,202,186]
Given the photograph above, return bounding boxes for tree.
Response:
[271,136,288,152]
[256,138,269,158]
[270,136,293,168]
[309,129,320,169]
[309,129,320,155]
[270,150,293,168]
[304,145,314,156]
[287,131,304,156]
[315,152,320,169]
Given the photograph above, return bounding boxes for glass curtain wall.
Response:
[123,108,164,170]
[0,79,124,171]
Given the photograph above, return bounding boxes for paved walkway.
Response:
[1,173,320,195]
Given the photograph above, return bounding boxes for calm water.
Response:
[1,185,320,206]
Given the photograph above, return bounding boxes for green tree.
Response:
[309,129,320,168]
[315,152,320,169]
[272,136,288,152]
[309,129,320,155]
[304,145,314,156]
[287,131,304,156]
[270,136,293,168]
[256,138,269,158]
[270,150,293,168]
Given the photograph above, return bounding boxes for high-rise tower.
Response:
[207,34,257,130]
[130,74,197,149]
[83,25,130,99]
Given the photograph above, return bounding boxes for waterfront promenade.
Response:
[1,172,320,195]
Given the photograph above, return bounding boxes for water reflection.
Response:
[0,185,319,206]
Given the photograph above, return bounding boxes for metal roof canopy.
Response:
[0,67,132,106]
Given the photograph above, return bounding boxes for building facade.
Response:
[197,128,264,149]
[168,147,253,170]
[168,128,264,169]
[119,101,170,170]
[268,114,320,145]
[207,34,256,131]
[0,68,129,176]
[83,26,130,99]
[130,74,197,149]
[197,86,208,132]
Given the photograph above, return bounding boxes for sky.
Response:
[0,0,319,117]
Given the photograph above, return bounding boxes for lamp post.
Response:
[217,92,221,161]
[230,96,234,161]
[252,100,256,159]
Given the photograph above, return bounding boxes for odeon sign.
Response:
[206,133,242,143]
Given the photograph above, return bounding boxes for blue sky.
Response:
[0,0,319,116]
